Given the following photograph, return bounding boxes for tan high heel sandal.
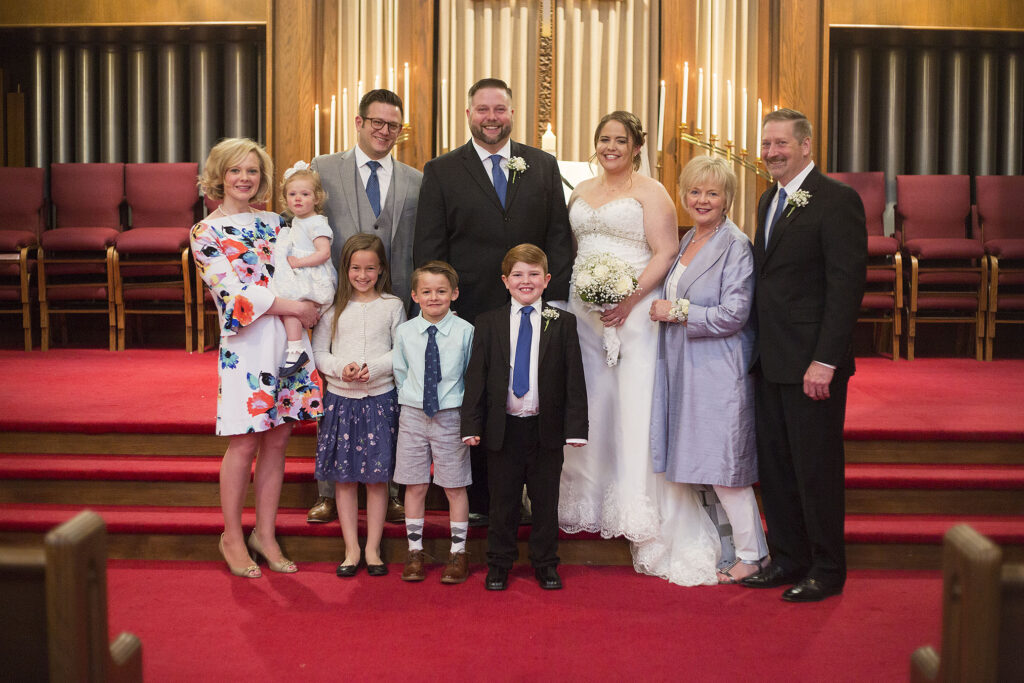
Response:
[219,533,261,578]
[247,531,298,573]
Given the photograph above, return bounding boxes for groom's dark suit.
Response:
[414,139,573,515]
[752,165,865,589]
[413,140,572,324]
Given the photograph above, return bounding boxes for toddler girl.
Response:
[272,161,338,376]
[311,233,407,577]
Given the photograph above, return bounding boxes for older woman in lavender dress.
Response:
[645,156,769,584]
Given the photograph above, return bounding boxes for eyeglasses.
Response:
[363,117,402,134]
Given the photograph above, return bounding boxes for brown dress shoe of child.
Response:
[440,552,469,584]
[401,550,427,582]
[306,496,337,523]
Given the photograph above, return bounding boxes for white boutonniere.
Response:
[508,156,528,183]
[785,189,812,217]
[541,307,559,331]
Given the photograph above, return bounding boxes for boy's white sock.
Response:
[405,517,424,551]
[450,521,468,554]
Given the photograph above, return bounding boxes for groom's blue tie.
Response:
[489,154,507,208]
[766,187,787,246]
[512,306,533,398]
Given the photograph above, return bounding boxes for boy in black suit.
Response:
[461,244,588,591]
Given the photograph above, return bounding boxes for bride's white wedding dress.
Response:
[559,196,719,586]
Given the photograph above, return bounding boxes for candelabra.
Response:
[678,123,773,182]
[397,123,413,146]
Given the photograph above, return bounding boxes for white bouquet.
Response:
[571,253,638,366]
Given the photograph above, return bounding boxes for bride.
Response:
[558,111,719,585]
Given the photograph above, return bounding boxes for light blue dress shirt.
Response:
[393,311,475,410]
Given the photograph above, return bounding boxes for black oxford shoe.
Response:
[739,564,801,589]
[534,566,562,590]
[485,566,508,591]
[781,578,842,603]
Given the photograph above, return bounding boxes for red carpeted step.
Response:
[0,504,606,542]
[844,463,1024,489]
[845,514,1024,545]
[0,453,315,482]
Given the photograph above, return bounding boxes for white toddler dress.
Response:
[271,214,338,306]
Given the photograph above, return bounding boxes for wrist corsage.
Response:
[541,307,559,331]
[668,298,690,323]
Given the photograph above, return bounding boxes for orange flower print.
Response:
[247,389,275,416]
[221,239,247,262]
[233,296,254,326]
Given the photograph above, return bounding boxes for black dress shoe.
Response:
[739,564,801,589]
[366,563,388,577]
[335,563,359,578]
[534,566,562,590]
[781,578,842,603]
[468,512,490,528]
[485,566,508,591]
[279,351,309,378]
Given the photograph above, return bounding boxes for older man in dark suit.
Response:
[740,108,866,602]
[414,78,573,521]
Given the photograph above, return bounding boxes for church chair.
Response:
[975,175,1024,361]
[830,171,901,360]
[0,167,46,350]
[115,163,200,351]
[910,524,1024,682]
[895,175,985,360]
[38,163,125,351]
[0,510,142,682]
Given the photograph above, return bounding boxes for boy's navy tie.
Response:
[423,325,440,417]
[512,306,533,398]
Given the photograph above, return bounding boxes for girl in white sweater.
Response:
[311,233,406,577]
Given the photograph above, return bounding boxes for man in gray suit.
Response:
[306,88,423,522]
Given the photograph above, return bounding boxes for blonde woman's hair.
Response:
[198,137,274,203]
[678,155,737,213]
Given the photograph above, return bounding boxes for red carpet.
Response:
[107,561,941,681]
[1,350,1023,439]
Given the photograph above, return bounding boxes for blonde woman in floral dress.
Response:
[192,138,323,578]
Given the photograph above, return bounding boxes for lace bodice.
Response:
[570,197,651,272]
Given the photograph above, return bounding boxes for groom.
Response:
[414,77,573,522]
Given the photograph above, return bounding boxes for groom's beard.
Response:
[470,120,512,147]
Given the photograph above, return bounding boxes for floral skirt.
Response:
[315,389,399,484]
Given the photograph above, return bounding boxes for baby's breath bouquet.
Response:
[571,253,638,366]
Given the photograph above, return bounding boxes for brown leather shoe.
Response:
[440,551,469,584]
[401,549,427,582]
[385,496,406,524]
[306,496,337,523]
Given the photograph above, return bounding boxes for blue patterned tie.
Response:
[512,306,533,398]
[766,187,787,246]
[366,160,382,217]
[423,325,440,417]
[489,154,507,208]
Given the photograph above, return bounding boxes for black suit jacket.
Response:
[752,166,867,384]
[461,303,588,451]
[413,140,573,323]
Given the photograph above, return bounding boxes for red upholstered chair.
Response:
[0,167,46,350]
[895,175,986,360]
[976,175,1024,360]
[39,163,125,351]
[830,172,901,360]
[115,163,200,351]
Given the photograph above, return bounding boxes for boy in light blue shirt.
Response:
[392,261,475,584]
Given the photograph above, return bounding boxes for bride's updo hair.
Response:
[593,111,646,171]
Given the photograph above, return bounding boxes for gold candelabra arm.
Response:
[677,123,772,181]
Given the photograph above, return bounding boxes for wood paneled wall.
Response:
[0,1,266,26]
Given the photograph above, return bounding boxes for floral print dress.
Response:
[191,211,323,435]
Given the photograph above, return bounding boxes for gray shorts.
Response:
[393,406,472,489]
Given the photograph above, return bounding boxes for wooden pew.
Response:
[0,510,142,682]
[911,524,1024,682]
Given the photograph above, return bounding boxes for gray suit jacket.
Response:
[312,148,423,310]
